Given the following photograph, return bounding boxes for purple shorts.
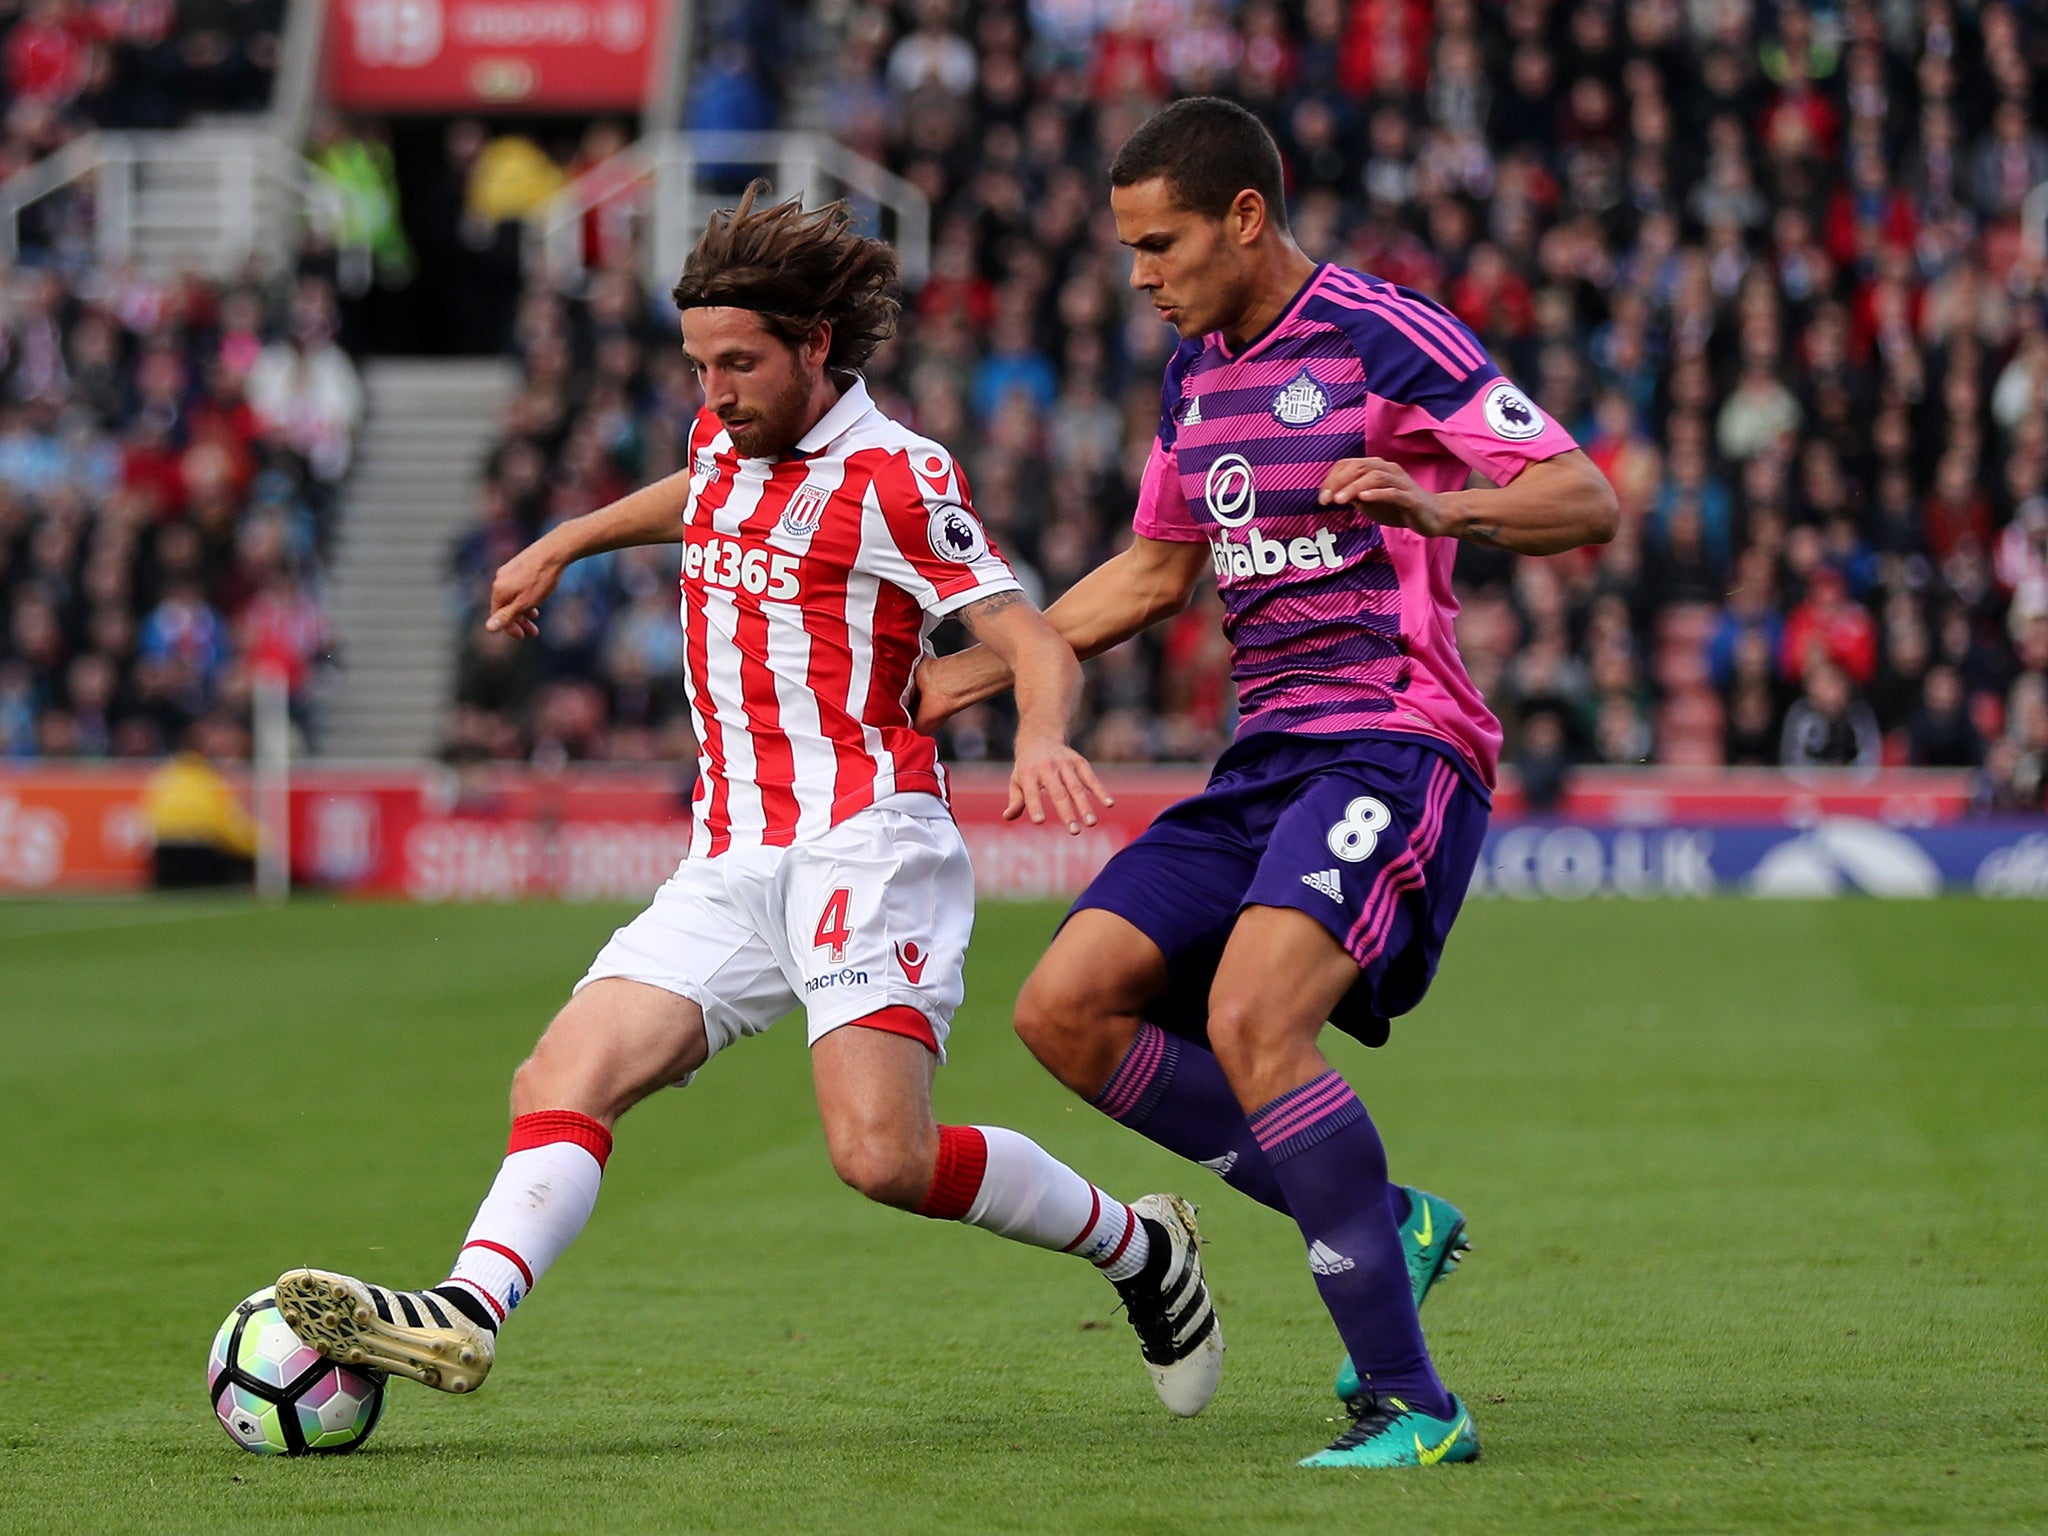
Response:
[1071,732,1488,1048]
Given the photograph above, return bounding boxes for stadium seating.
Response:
[0,0,335,761]
[398,8,2048,809]
[0,265,357,759]
[0,0,284,173]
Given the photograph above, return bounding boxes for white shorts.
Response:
[577,795,974,1077]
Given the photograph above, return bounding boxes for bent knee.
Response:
[828,1133,934,1210]
[1012,969,1071,1053]
[1014,973,1131,1093]
[509,1042,559,1114]
[1204,995,1270,1073]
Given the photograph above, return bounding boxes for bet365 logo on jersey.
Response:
[682,536,802,598]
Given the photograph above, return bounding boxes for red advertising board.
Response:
[285,766,1200,902]
[0,766,153,891]
[328,0,657,111]
[0,763,1990,899]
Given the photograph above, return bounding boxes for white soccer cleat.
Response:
[276,1268,495,1394]
[1111,1193,1224,1417]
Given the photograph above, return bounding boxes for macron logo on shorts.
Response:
[894,941,929,984]
[1302,869,1345,903]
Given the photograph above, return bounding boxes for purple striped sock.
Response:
[1248,1071,1367,1160]
[1089,1024,1293,1215]
[1250,1071,1449,1416]
[1092,1021,1177,1124]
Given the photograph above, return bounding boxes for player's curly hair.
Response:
[671,180,901,373]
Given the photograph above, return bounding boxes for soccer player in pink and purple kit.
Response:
[917,99,1617,1468]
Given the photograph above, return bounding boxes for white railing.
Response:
[533,130,930,295]
[0,129,338,277]
[2024,178,2048,264]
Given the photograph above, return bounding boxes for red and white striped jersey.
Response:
[675,378,1020,857]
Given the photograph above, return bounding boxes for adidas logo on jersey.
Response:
[1302,869,1344,903]
[1308,1240,1356,1276]
[1181,395,1202,426]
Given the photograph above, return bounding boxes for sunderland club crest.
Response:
[1271,368,1329,427]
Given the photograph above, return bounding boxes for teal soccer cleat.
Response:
[1332,1186,1468,1401]
[1299,1392,1479,1470]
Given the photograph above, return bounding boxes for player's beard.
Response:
[720,366,814,460]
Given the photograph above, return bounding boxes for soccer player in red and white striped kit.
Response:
[277,186,1222,1418]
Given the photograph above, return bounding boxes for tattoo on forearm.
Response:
[1459,522,1503,546]
[961,589,1023,630]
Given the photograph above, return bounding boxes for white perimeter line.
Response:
[0,903,257,942]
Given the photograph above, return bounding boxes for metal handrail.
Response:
[0,128,328,275]
[2023,178,2048,263]
[532,130,930,295]
[0,135,105,264]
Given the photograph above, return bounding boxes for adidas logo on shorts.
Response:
[1308,1240,1356,1276]
[1302,868,1344,903]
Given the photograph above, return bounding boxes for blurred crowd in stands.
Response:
[0,0,323,763]
[0,0,2042,809]
[1,0,283,173]
[447,0,2048,809]
[0,266,357,759]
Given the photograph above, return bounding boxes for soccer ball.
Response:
[207,1288,385,1455]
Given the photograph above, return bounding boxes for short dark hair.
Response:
[671,179,901,372]
[1108,97,1290,232]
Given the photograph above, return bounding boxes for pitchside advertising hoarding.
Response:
[2,764,2045,900]
[329,0,656,110]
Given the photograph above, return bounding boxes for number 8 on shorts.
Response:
[1326,797,1392,863]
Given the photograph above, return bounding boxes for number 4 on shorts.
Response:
[814,887,853,962]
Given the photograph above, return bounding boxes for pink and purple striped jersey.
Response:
[1132,263,1579,788]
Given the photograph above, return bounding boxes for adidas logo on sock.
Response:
[1302,868,1344,903]
[1197,1152,1238,1177]
[1308,1240,1356,1276]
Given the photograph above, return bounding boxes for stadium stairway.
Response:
[122,127,306,278]
[319,358,517,760]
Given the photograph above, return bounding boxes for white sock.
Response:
[442,1111,611,1326]
[940,1125,1152,1283]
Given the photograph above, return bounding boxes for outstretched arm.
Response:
[952,589,1116,834]
[486,470,694,638]
[916,536,1209,730]
[1318,448,1618,556]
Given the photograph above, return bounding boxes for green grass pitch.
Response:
[1,896,2043,1534]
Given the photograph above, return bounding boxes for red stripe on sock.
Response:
[918,1125,988,1220]
[1093,1206,1137,1269]
[461,1238,535,1290]
[842,1004,939,1054]
[1061,1185,1103,1253]
[443,1275,507,1323]
[507,1109,613,1169]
